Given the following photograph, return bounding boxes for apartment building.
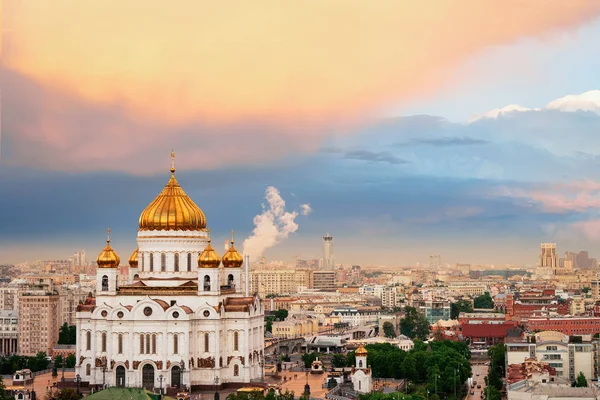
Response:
[506,331,594,382]
[0,310,17,356]
[18,289,61,356]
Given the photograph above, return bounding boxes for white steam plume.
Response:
[242,186,310,261]
[300,204,312,216]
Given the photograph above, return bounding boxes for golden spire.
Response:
[198,229,221,268]
[223,228,243,268]
[171,149,176,174]
[138,151,207,232]
[97,228,120,268]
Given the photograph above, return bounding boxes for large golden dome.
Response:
[129,248,139,268]
[97,229,120,268]
[198,231,221,268]
[138,151,206,231]
[222,230,243,268]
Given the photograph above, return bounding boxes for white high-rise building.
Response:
[75,153,264,392]
[322,233,334,270]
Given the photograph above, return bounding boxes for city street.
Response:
[466,364,488,400]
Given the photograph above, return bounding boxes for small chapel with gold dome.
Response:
[75,152,264,392]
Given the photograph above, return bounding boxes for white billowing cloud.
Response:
[546,90,600,114]
[242,187,309,261]
[468,104,534,123]
[300,204,312,216]
[468,90,600,123]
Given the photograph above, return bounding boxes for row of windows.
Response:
[143,253,193,272]
[87,331,240,353]
[82,362,240,377]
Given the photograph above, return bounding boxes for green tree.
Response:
[66,354,76,368]
[274,309,288,321]
[400,353,417,381]
[576,371,588,387]
[301,352,318,368]
[331,354,347,368]
[474,292,494,309]
[483,386,501,400]
[57,323,77,345]
[55,355,64,368]
[0,377,12,400]
[400,307,431,340]
[450,300,473,319]
[383,321,396,338]
[45,388,82,400]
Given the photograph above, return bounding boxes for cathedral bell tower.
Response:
[96,228,120,295]
[198,228,221,295]
[355,345,368,369]
[222,231,244,293]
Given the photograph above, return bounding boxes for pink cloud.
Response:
[493,181,600,213]
[4,1,600,173]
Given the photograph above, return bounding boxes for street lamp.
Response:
[181,362,186,390]
[214,376,220,400]
[76,374,81,395]
[61,358,66,382]
[158,374,165,396]
[259,359,265,382]
[304,369,311,397]
[102,359,107,389]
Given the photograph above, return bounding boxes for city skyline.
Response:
[4,2,600,265]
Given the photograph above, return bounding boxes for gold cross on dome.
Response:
[170,150,176,174]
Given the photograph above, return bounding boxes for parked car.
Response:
[477,384,482,389]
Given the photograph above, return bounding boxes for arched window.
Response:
[141,252,144,271]
[228,274,234,286]
[140,335,144,354]
[174,254,180,272]
[204,275,211,291]
[146,334,151,354]
[101,332,107,352]
[234,332,239,351]
[118,334,123,354]
[149,254,154,271]
[86,331,91,350]
[161,253,166,272]
[86,364,91,376]
[204,333,209,353]
[187,253,192,272]
[359,381,361,390]
[174,334,179,354]
[152,334,157,354]
[233,364,239,376]
[358,360,363,368]
[101,275,109,291]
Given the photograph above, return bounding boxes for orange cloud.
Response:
[4,1,600,172]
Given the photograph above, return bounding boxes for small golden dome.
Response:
[198,230,220,268]
[355,345,368,357]
[222,230,243,268]
[129,248,139,268]
[97,228,120,268]
[138,151,207,232]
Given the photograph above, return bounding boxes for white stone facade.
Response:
[75,169,264,392]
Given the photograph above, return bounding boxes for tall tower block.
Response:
[323,233,334,270]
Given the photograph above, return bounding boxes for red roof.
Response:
[462,322,517,338]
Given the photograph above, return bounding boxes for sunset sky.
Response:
[3,1,600,266]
